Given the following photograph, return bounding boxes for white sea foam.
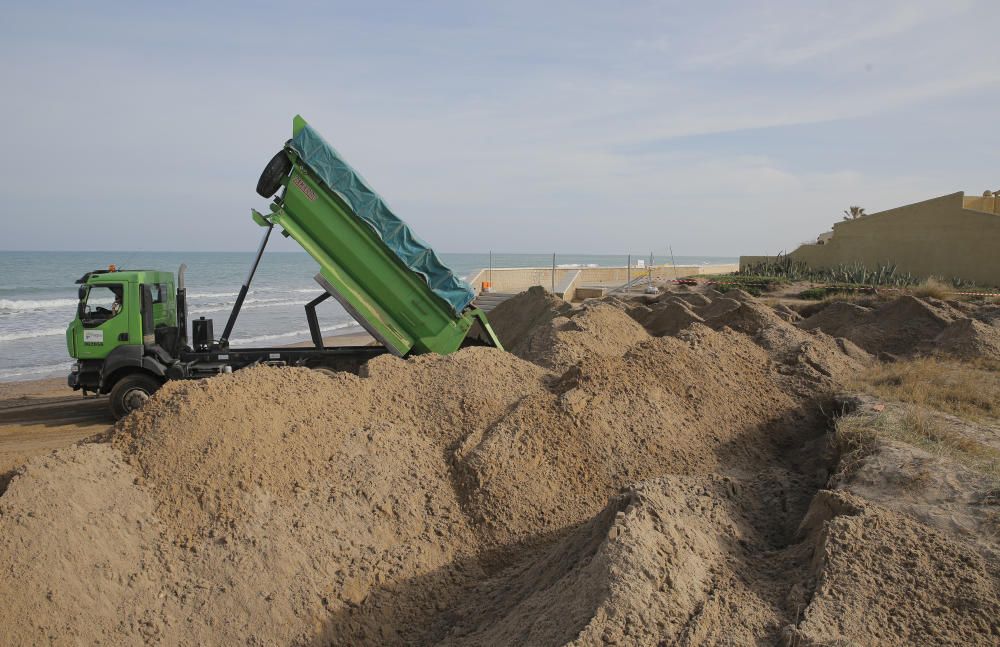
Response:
[0,362,71,380]
[231,322,360,345]
[187,291,237,300]
[0,298,78,312]
[0,327,66,342]
[192,299,308,315]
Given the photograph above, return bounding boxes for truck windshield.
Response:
[80,284,124,324]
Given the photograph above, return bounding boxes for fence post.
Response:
[627,254,631,294]
[551,253,556,292]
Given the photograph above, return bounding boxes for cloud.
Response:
[679,1,975,69]
[1,1,999,256]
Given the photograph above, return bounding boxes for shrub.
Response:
[798,287,827,300]
[912,278,949,300]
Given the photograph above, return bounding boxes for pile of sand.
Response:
[489,290,648,371]
[974,303,1000,326]
[790,491,1000,645]
[1,287,997,645]
[485,286,572,354]
[933,318,1000,360]
[798,295,967,357]
[493,286,870,386]
[798,294,1000,361]
[628,299,705,337]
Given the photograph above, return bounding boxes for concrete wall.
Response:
[963,195,1000,214]
[741,192,1000,286]
[467,263,739,300]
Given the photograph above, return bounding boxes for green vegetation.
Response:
[699,273,788,286]
[696,273,785,295]
[743,257,1000,296]
[741,256,919,286]
[798,287,828,300]
[719,284,763,297]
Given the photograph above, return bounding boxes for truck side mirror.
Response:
[141,284,155,345]
[77,286,87,319]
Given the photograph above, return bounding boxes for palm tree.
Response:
[843,206,866,221]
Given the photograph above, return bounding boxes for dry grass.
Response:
[851,356,1000,423]
[834,412,882,476]
[911,277,951,300]
[818,291,890,306]
[840,355,1000,482]
[837,405,1000,482]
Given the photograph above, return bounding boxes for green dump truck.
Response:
[67,116,501,418]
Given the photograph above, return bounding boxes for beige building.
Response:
[740,191,1000,286]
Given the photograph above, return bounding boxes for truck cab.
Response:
[66,263,389,420]
[67,268,179,417]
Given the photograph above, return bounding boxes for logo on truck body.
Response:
[292,177,317,202]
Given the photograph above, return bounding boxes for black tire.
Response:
[109,373,161,420]
[256,150,293,198]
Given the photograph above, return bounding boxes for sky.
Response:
[2,0,999,257]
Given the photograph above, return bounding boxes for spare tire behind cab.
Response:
[256,150,293,198]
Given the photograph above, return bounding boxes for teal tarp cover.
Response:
[289,124,475,315]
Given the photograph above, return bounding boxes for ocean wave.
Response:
[0,286,66,294]
[189,288,318,300]
[243,296,305,306]
[191,295,304,306]
[192,298,311,315]
[0,362,71,380]
[0,327,66,342]
[231,321,360,345]
[187,291,237,300]
[0,298,78,313]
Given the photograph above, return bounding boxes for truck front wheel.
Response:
[109,373,161,420]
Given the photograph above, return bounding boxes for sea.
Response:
[0,251,736,382]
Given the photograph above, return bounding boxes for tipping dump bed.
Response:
[260,116,498,357]
[288,121,475,315]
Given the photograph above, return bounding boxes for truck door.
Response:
[76,282,135,360]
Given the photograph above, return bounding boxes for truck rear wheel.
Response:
[256,150,293,198]
[109,373,161,420]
